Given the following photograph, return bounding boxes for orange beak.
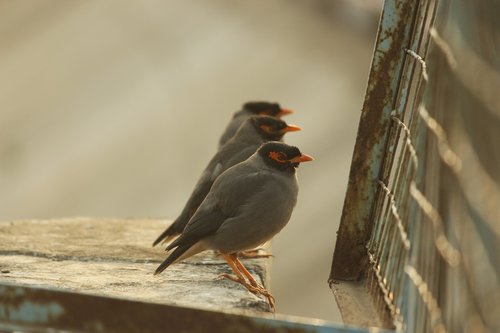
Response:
[281,124,302,133]
[290,153,314,163]
[277,108,294,117]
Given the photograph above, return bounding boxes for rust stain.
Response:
[331,0,416,281]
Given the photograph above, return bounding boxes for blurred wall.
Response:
[0,0,381,323]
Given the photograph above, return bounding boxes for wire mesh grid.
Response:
[331,0,499,332]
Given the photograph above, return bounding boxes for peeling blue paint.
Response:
[0,282,377,333]
[0,301,65,323]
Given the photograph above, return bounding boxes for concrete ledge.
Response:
[0,217,271,313]
[330,280,384,328]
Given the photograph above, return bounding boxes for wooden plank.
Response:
[0,218,271,313]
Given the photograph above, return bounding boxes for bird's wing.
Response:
[210,166,274,215]
[165,148,227,230]
[178,142,258,219]
[152,167,215,246]
[167,163,272,249]
[154,143,261,247]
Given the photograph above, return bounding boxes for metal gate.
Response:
[330,0,499,332]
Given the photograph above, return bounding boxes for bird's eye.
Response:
[260,124,272,133]
[269,151,287,162]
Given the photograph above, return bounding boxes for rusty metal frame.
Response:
[0,282,377,333]
[330,0,420,282]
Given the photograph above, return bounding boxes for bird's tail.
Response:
[153,179,213,247]
[152,218,188,247]
[152,225,179,247]
[154,241,194,275]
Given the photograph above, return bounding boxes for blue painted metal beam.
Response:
[0,283,379,333]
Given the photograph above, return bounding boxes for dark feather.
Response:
[154,241,195,275]
[166,205,225,251]
[152,135,261,246]
[152,178,213,246]
[154,205,226,274]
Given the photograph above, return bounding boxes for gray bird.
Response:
[218,102,293,148]
[152,116,301,247]
[154,141,313,311]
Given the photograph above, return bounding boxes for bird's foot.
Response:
[251,285,276,312]
[217,273,245,284]
[238,249,274,259]
[217,273,275,312]
[217,273,258,291]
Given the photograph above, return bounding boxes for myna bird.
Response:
[218,102,293,148]
[154,141,313,311]
[152,116,301,247]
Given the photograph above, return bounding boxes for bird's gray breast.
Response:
[210,171,298,253]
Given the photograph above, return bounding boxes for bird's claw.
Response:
[249,285,276,311]
[217,273,276,312]
[217,273,244,284]
[218,273,258,292]
[264,292,276,312]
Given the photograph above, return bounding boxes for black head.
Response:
[250,116,301,141]
[243,102,293,117]
[258,141,313,172]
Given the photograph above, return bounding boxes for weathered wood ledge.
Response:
[0,217,271,313]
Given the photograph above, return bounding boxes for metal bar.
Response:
[0,283,374,333]
[330,0,420,281]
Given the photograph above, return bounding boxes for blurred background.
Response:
[0,0,382,322]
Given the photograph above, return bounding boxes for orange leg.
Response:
[233,257,259,287]
[234,256,275,309]
[218,253,247,284]
[218,253,276,311]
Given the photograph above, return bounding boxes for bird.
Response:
[152,116,301,247]
[154,141,313,311]
[218,102,293,148]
